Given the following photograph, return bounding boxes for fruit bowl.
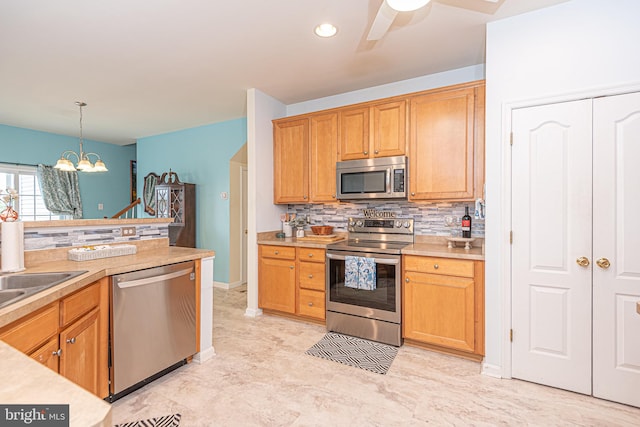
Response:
[311,225,334,235]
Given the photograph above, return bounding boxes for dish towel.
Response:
[345,256,359,289]
[344,256,377,290]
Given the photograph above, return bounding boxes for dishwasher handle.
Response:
[115,268,194,289]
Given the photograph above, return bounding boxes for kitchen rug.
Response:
[114,413,181,427]
[305,332,398,375]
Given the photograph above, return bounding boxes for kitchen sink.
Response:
[0,271,87,309]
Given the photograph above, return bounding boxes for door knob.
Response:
[596,258,611,269]
[576,257,590,267]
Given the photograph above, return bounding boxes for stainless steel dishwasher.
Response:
[110,261,196,401]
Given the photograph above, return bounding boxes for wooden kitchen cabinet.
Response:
[408,81,485,201]
[403,255,484,359]
[258,245,297,313]
[273,113,338,204]
[296,247,325,321]
[309,113,339,202]
[258,244,326,322]
[273,118,310,203]
[0,278,109,398]
[339,100,407,160]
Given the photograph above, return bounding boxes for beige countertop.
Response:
[0,244,215,328]
[0,341,112,427]
[258,231,484,261]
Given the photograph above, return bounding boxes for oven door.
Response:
[325,250,401,324]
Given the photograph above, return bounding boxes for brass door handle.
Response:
[576,257,590,267]
[596,258,611,269]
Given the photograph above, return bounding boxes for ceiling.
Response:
[0,0,567,146]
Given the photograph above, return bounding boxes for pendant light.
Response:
[54,101,108,173]
[386,0,431,12]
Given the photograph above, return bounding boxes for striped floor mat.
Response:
[115,413,181,427]
[305,332,398,375]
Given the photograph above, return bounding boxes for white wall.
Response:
[287,65,484,116]
[485,0,640,376]
[246,88,286,317]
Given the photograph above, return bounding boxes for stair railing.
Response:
[110,198,141,219]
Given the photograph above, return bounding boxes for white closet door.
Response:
[593,91,640,407]
[511,100,593,394]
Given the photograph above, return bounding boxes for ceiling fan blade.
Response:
[366,1,399,41]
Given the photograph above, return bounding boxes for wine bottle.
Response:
[462,206,472,238]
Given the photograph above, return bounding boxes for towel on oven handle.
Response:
[344,256,377,291]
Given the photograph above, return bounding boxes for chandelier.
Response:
[54,101,108,172]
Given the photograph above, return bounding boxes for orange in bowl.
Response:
[311,225,333,235]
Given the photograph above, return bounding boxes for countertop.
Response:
[0,245,215,328]
[0,341,112,427]
[257,231,484,261]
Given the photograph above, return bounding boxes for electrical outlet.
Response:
[121,227,136,237]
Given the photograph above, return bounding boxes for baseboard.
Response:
[193,346,216,363]
[244,307,263,317]
[213,280,245,290]
[481,362,503,378]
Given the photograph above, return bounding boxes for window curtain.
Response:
[36,164,83,219]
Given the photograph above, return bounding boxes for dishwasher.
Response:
[109,261,196,401]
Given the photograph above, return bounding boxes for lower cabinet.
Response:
[403,255,484,358]
[0,278,109,398]
[258,244,326,322]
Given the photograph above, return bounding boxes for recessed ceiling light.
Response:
[314,23,337,38]
[386,0,431,12]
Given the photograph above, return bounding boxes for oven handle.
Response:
[326,252,399,265]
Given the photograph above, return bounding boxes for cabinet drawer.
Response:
[0,303,59,354]
[60,282,101,327]
[298,289,325,320]
[404,255,474,278]
[260,245,296,260]
[298,262,325,291]
[296,247,325,263]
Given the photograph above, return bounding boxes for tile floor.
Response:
[112,286,640,426]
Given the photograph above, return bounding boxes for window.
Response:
[0,164,69,221]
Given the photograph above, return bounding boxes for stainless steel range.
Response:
[326,216,414,346]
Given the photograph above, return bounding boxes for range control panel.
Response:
[347,217,414,235]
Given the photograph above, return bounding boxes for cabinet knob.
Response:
[332,194,336,198]
[66,337,76,344]
[374,150,379,154]
[274,250,279,255]
[411,192,415,196]
[363,151,368,155]
[290,265,294,269]
[576,257,590,267]
[308,302,313,307]
[596,258,611,269]
[433,264,439,270]
[308,253,313,257]
[303,195,308,200]
[52,349,62,357]
[308,274,313,279]
[405,277,410,283]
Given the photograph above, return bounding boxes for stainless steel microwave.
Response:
[336,156,407,200]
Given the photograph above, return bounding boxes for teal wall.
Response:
[0,124,136,218]
[137,118,247,284]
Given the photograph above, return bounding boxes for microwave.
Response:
[336,156,407,200]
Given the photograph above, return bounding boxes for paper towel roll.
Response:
[1,221,25,273]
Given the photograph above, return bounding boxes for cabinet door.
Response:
[409,87,476,200]
[259,256,296,313]
[339,107,370,160]
[371,100,407,158]
[310,113,338,202]
[30,336,60,372]
[0,303,59,354]
[404,271,475,352]
[59,308,100,396]
[273,118,309,203]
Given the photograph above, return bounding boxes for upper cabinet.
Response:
[273,113,338,204]
[408,82,485,201]
[339,100,407,161]
[273,80,485,205]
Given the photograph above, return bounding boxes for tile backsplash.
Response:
[287,201,485,237]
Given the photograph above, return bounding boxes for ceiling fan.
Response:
[367,0,501,41]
